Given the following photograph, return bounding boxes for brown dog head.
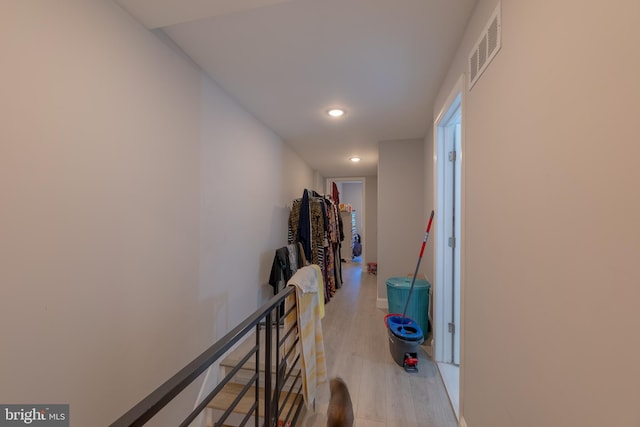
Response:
[327,377,354,427]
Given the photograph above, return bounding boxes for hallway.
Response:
[302,261,457,427]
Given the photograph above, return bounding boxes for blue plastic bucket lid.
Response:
[385,315,424,341]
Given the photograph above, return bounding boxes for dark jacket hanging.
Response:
[268,247,292,295]
[297,189,312,262]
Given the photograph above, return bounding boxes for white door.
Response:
[441,111,461,365]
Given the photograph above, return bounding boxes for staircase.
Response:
[110,287,306,427]
[205,318,306,427]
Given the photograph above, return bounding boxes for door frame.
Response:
[433,74,466,416]
[436,97,462,365]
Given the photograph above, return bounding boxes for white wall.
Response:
[312,171,326,194]
[0,1,314,425]
[199,74,315,338]
[364,175,378,265]
[377,139,425,305]
[434,1,640,426]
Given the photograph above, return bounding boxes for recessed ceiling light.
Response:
[350,157,361,163]
[327,108,345,118]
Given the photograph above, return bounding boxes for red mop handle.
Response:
[418,210,435,258]
[401,210,435,321]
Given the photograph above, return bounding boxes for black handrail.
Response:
[110,286,297,427]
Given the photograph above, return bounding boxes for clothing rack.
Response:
[282,188,344,303]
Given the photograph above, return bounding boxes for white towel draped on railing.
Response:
[284,265,327,408]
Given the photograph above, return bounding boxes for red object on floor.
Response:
[367,262,377,274]
[404,357,418,365]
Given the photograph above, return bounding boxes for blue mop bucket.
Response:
[385,314,424,341]
[384,314,424,369]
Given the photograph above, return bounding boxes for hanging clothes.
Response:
[332,181,340,206]
[269,246,292,295]
[297,189,312,262]
[288,189,346,302]
[325,197,342,290]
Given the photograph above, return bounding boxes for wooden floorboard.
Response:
[299,260,457,427]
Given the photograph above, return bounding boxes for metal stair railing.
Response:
[110,285,304,427]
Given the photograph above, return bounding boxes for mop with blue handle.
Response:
[400,210,435,331]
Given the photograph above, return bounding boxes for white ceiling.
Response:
[115,0,477,177]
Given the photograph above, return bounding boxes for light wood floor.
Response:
[300,261,458,427]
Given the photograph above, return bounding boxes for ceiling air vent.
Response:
[469,2,501,89]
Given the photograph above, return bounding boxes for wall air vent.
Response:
[469,2,501,90]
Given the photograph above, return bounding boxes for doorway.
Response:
[325,178,366,271]
[434,77,464,418]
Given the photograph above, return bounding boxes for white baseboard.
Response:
[376,297,388,310]
[460,415,468,427]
